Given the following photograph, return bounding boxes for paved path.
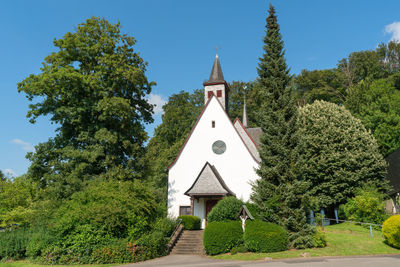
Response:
[118,254,400,267]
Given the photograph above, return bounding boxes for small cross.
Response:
[216,45,220,55]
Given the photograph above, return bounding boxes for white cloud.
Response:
[11,139,35,152]
[147,94,167,115]
[385,22,400,42]
[4,169,17,177]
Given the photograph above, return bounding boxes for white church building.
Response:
[167,55,262,229]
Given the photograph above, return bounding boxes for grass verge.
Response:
[212,222,400,260]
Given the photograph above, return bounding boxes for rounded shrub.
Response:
[207,197,243,223]
[312,231,327,248]
[382,214,400,248]
[340,186,389,226]
[178,215,200,230]
[244,220,288,253]
[203,220,242,255]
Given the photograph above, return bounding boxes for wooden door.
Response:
[205,199,219,219]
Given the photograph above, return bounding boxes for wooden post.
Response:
[190,197,194,216]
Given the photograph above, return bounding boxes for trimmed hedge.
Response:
[244,220,288,253]
[383,214,400,248]
[207,197,243,223]
[203,221,242,255]
[178,215,200,230]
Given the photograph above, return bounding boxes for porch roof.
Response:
[184,162,235,197]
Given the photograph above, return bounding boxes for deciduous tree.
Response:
[297,100,388,211]
[345,75,400,156]
[18,17,154,199]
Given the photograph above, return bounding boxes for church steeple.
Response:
[207,54,225,83]
[242,95,248,128]
[203,55,229,112]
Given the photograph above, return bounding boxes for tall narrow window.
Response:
[208,91,213,98]
[212,120,215,128]
[217,90,222,97]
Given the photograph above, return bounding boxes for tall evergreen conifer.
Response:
[251,4,315,248]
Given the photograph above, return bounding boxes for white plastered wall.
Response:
[167,96,260,228]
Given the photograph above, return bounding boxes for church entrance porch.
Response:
[184,162,236,229]
[191,196,222,229]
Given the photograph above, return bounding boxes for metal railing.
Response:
[167,218,183,252]
[169,218,183,239]
[315,217,382,238]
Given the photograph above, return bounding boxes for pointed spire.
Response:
[243,94,248,128]
[207,54,225,83]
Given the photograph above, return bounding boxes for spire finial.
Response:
[243,86,249,128]
[215,46,220,57]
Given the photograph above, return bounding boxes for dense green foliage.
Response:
[53,180,159,240]
[18,17,154,200]
[227,81,262,127]
[244,220,288,253]
[297,101,388,210]
[0,17,173,265]
[0,180,166,264]
[25,227,54,259]
[207,197,243,223]
[345,75,400,156]
[178,215,201,230]
[382,215,400,249]
[203,221,243,255]
[251,4,314,248]
[312,231,327,248]
[341,186,389,226]
[0,175,36,227]
[294,69,346,105]
[0,228,31,260]
[294,41,400,156]
[153,217,179,237]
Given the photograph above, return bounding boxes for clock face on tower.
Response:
[212,140,226,155]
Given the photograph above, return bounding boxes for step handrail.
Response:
[167,218,184,252]
[170,218,183,239]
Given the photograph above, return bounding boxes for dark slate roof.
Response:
[206,55,225,83]
[386,148,400,195]
[246,127,263,147]
[237,205,254,220]
[185,162,235,196]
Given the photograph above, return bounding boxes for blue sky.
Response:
[1,0,400,177]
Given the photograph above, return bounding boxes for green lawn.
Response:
[212,222,400,260]
[0,261,115,267]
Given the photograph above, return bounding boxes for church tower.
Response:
[203,55,229,112]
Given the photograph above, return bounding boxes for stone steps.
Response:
[170,230,204,255]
